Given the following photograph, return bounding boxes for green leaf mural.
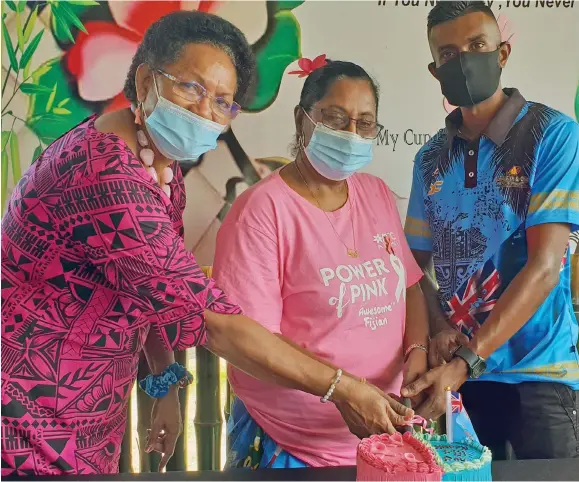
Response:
[22,6,38,43]
[9,132,21,182]
[15,0,26,14]
[15,8,25,52]
[19,83,52,94]
[49,0,95,44]
[68,0,100,5]
[26,59,92,144]
[19,29,43,70]
[1,131,11,152]
[2,13,19,71]
[57,2,89,34]
[244,2,304,112]
[270,1,306,14]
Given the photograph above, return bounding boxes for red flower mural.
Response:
[65,1,221,112]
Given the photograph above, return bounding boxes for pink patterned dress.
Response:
[1,116,240,475]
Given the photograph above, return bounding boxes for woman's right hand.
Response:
[333,377,414,438]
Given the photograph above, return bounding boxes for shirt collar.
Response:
[444,88,527,150]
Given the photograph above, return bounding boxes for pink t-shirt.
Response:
[213,170,422,467]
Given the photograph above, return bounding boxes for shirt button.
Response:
[468,150,475,156]
[468,172,475,178]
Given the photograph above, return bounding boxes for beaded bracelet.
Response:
[320,368,343,404]
[404,343,428,362]
[139,362,194,398]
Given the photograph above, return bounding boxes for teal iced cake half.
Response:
[413,433,492,481]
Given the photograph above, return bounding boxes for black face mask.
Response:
[434,47,503,107]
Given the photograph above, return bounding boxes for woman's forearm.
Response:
[404,282,430,351]
[205,311,353,400]
[276,333,336,369]
[143,328,176,375]
[275,333,363,381]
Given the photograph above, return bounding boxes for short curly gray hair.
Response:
[123,10,256,105]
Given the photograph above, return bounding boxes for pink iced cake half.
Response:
[357,432,443,481]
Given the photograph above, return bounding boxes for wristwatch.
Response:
[452,345,487,379]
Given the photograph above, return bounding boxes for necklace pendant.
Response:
[347,249,359,258]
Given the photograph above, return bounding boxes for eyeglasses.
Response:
[316,108,384,139]
[156,69,241,119]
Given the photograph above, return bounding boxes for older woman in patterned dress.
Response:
[0,11,413,476]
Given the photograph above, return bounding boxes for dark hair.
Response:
[123,11,255,105]
[427,1,496,34]
[299,60,380,113]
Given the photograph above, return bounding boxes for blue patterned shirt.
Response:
[405,89,579,388]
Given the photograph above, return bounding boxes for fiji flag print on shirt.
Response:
[445,264,501,337]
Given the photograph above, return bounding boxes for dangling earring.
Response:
[134,102,143,125]
[297,133,305,151]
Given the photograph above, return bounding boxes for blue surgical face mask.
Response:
[303,111,374,181]
[144,75,225,161]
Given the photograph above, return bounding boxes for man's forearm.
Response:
[469,261,559,359]
[143,328,176,375]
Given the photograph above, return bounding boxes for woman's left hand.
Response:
[402,349,429,409]
[146,386,183,471]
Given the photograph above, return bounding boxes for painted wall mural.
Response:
[1,0,305,263]
[2,0,578,265]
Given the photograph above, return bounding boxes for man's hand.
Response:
[428,329,469,368]
[400,358,468,420]
[146,386,183,471]
[403,349,429,409]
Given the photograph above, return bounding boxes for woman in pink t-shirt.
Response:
[214,60,431,468]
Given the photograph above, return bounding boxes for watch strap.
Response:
[453,345,485,378]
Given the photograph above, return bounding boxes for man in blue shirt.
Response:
[401,1,579,459]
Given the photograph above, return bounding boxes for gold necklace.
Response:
[294,162,359,258]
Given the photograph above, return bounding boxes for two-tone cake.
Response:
[356,432,443,481]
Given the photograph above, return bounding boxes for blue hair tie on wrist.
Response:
[139,362,193,398]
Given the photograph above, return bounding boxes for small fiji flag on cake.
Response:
[448,391,480,444]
